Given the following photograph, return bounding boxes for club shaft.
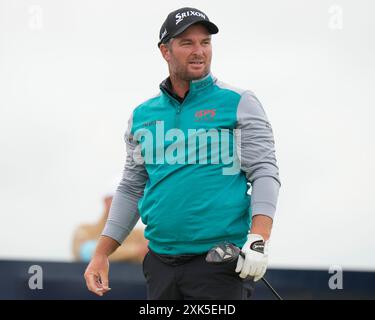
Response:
[239,251,283,300]
[261,278,283,300]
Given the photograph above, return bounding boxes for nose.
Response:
[191,43,205,56]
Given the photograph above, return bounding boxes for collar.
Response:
[190,72,216,93]
[160,72,216,103]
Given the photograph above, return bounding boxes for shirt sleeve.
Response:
[236,90,281,219]
[101,112,148,244]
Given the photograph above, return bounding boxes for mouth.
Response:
[189,61,204,66]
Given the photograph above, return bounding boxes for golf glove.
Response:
[235,233,269,282]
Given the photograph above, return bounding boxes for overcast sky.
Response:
[0,0,374,271]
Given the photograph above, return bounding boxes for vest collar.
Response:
[160,72,216,102]
[189,72,216,93]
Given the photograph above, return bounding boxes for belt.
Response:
[149,248,203,266]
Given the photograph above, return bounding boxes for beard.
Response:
[170,58,211,81]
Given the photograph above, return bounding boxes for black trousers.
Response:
[142,248,255,300]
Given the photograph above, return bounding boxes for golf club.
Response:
[206,241,283,300]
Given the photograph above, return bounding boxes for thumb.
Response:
[99,269,110,290]
[235,255,244,273]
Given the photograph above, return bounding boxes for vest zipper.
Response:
[175,104,182,128]
[165,91,191,129]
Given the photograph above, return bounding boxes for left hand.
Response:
[235,233,269,282]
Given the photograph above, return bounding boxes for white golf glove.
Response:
[235,233,269,282]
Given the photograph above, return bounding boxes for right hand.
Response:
[84,253,111,296]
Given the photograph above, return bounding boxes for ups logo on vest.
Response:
[194,109,216,122]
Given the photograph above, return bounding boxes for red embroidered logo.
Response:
[194,109,216,121]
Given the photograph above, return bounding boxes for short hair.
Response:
[163,38,175,50]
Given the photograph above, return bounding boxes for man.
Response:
[84,7,281,300]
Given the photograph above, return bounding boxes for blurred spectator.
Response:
[72,178,148,263]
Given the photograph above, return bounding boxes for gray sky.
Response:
[0,0,374,270]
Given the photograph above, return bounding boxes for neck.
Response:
[169,73,190,99]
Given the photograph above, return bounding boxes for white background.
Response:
[0,0,374,270]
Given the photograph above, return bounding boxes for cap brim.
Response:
[158,20,219,47]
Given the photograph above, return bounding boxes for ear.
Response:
[159,44,171,62]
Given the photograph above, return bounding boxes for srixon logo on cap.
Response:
[175,10,206,25]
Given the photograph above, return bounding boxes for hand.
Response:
[84,253,111,296]
[137,240,149,258]
[235,233,269,282]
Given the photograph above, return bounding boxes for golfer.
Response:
[84,7,281,300]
